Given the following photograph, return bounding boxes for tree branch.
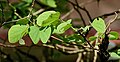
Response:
[77,30,94,49]
[7,0,22,18]
[61,8,74,19]
[33,9,45,16]
[96,9,120,19]
[68,0,92,22]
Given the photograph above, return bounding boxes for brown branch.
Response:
[75,6,86,26]
[68,0,92,22]
[51,36,64,42]
[0,43,16,47]
[106,12,118,30]
[96,9,120,19]
[61,0,94,20]
[0,42,94,55]
[56,44,77,51]
[77,30,94,49]
[68,0,86,26]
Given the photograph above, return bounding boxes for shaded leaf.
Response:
[117,49,120,55]
[109,52,120,60]
[8,25,28,43]
[29,26,40,44]
[23,0,32,3]
[40,0,57,8]
[88,36,97,41]
[16,18,29,25]
[65,34,84,43]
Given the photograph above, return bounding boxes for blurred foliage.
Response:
[0,0,70,28]
[0,0,120,62]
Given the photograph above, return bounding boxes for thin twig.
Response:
[28,0,35,17]
[7,0,22,18]
[51,36,64,42]
[56,44,76,51]
[61,8,74,19]
[106,12,118,30]
[77,30,94,49]
[33,9,45,16]
[96,9,120,19]
[14,12,22,18]
[61,0,94,20]
[68,0,92,22]
[69,0,86,26]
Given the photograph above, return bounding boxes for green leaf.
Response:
[37,11,60,27]
[42,12,60,26]
[37,11,52,26]
[16,18,29,25]
[8,25,28,43]
[109,31,119,40]
[117,49,120,55]
[54,19,72,34]
[40,27,51,43]
[66,34,84,43]
[23,0,32,3]
[51,19,59,26]
[29,26,40,44]
[91,18,106,33]
[109,52,120,59]
[19,39,25,45]
[40,0,57,8]
[88,36,97,41]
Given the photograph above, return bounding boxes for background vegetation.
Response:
[0,0,120,62]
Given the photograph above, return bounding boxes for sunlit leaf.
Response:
[54,19,72,34]
[109,31,119,40]
[29,26,40,44]
[42,12,60,26]
[8,25,28,43]
[37,11,60,26]
[40,27,51,43]
[91,18,106,33]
